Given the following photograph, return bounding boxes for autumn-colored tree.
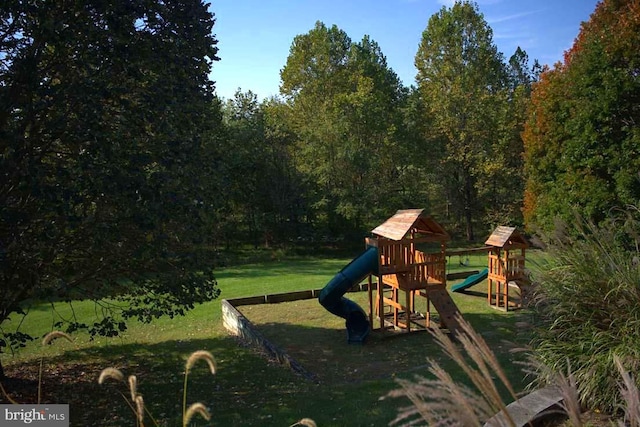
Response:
[523,0,640,232]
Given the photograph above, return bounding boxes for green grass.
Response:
[1,251,534,426]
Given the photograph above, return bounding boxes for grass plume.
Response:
[386,314,518,426]
[185,350,216,375]
[135,395,145,427]
[98,368,125,384]
[183,350,216,426]
[615,356,640,427]
[42,331,73,346]
[183,402,211,426]
[98,368,156,427]
[128,375,138,403]
[290,418,317,427]
[39,331,73,403]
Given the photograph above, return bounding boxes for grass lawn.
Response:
[1,249,535,426]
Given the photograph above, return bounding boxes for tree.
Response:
[0,0,222,374]
[221,90,268,247]
[260,97,310,243]
[523,0,640,232]
[396,86,447,217]
[477,46,538,229]
[216,91,308,248]
[280,22,406,233]
[415,1,508,240]
[280,22,353,232]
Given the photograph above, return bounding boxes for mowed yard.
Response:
[0,251,535,426]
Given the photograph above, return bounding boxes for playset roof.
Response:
[371,209,450,241]
[485,226,528,248]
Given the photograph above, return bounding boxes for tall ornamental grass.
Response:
[531,207,640,413]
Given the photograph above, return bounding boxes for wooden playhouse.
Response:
[485,226,530,311]
[365,209,464,334]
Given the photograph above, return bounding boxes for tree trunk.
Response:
[464,169,475,241]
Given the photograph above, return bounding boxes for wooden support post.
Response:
[367,274,374,327]
[405,289,411,333]
[393,287,398,327]
[503,280,509,311]
[378,275,383,331]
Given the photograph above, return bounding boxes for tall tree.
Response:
[281,22,406,233]
[398,86,447,215]
[261,97,309,243]
[0,0,221,371]
[415,1,507,240]
[280,22,353,232]
[477,46,538,228]
[523,0,640,232]
[221,90,267,247]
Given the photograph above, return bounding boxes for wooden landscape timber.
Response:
[221,284,371,380]
[221,298,319,382]
[483,385,564,427]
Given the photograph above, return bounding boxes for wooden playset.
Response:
[364,209,463,334]
[485,226,530,311]
[316,209,530,343]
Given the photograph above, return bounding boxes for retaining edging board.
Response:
[483,385,564,427]
[221,284,372,382]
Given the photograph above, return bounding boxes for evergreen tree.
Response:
[0,0,222,369]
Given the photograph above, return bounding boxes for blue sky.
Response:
[209,0,600,101]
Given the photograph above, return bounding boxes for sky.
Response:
[208,0,601,101]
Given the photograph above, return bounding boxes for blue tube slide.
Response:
[318,246,378,344]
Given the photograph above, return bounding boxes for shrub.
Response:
[530,207,640,413]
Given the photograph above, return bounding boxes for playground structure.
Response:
[367,209,463,334]
[447,227,530,310]
[318,209,465,343]
[318,210,532,342]
[485,226,530,311]
[221,211,531,380]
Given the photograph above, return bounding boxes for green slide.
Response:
[450,268,488,292]
[318,246,378,344]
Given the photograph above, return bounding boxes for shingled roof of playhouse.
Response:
[371,209,450,241]
[485,226,528,248]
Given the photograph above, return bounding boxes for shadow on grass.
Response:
[243,305,532,389]
[2,335,312,426]
[1,306,533,427]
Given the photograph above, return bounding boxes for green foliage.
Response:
[0,0,221,352]
[523,0,640,232]
[531,207,640,412]
[280,22,412,233]
[415,1,530,240]
[218,91,308,247]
